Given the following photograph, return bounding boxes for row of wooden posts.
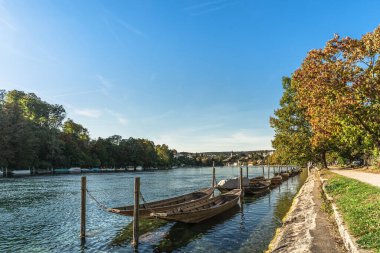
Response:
[79,163,299,248]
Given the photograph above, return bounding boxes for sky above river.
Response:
[1,0,379,152]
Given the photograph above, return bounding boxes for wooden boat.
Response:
[280,172,290,180]
[152,189,242,223]
[249,176,266,183]
[270,175,282,188]
[245,181,271,195]
[54,168,69,174]
[69,167,81,173]
[108,187,214,218]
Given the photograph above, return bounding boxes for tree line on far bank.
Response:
[0,90,176,170]
[270,25,380,168]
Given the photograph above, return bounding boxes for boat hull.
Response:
[153,189,241,223]
[108,187,214,218]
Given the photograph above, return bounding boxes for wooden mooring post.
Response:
[246,165,248,178]
[239,166,243,195]
[262,166,264,177]
[212,162,216,197]
[80,176,86,241]
[132,177,140,248]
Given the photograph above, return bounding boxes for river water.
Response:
[0,166,307,253]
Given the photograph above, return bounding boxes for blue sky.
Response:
[1,0,379,152]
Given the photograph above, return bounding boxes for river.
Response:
[0,166,307,253]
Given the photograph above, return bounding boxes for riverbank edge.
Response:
[266,168,316,253]
[319,170,372,253]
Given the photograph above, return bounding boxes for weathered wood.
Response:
[246,165,248,178]
[262,166,265,177]
[108,188,214,218]
[132,177,140,248]
[239,167,243,190]
[212,162,216,197]
[153,189,241,223]
[80,176,86,239]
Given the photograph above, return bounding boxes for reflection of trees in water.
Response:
[155,206,240,252]
[273,169,308,221]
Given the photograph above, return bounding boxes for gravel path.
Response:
[331,170,380,187]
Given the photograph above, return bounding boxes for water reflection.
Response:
[0,167,306,253]
[155,206,241,252]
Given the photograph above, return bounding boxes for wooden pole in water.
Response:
[262,166,264,177]
[239,166,243,195]
[132,177,140,248]
[80,176,86,240]
[212,162,216,197]
[246,165,248,178]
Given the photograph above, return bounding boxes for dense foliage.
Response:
[0,90,175,169]
[271,25,380,167]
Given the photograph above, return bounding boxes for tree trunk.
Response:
[321,151,328,168]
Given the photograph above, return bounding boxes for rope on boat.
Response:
[139,191,159,217]
[86,189,109,211]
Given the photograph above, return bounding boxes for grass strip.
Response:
[322,170,380,252]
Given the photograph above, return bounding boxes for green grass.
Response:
[324,172,380,252]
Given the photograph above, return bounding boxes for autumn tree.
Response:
[293,25,380,162]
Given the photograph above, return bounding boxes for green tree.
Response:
[270,77,315,166]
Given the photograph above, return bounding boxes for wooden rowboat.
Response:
[152,189,242,223]
[270,175,282,188]
[245,181,271,195]
[280,172,290,180]
[107,187,214,218]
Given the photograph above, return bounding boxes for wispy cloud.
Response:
[74,108,102,118]
[96,74,112,89]
[106,109,128,125]
[116,18,146,37]
[184,0,240,16]
[0,1,16,31]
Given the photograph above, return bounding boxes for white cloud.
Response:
[154,129,273,152]
[74,108,102,118]
[95,74,112,89]
[106,109,128,126]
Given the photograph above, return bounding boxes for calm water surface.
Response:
[0,166,307,253]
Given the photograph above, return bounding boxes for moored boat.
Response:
[108,187,214,218]
[69,167,81,173]
[54,168,69,174]
[245,181,271,195]
[89,168,100,173]
[217,177,250,193]
[270,175,282,188]
[12,170,31,176]
[280,172,289,180]
[152,189,242,223]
